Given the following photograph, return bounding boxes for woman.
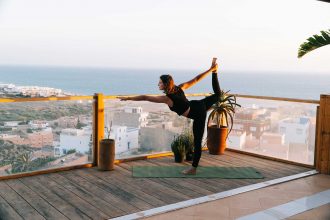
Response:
[119,59,220,175]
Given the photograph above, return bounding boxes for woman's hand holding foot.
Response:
[210,63,218,73]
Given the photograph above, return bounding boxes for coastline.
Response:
[0,65,329,99]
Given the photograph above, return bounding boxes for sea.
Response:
[0,65,329,100]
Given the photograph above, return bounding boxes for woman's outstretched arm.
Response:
[118,95,171,105]
[179,63,218,90]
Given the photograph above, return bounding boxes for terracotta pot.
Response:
[207,125,228,155]
[98,139,115,171]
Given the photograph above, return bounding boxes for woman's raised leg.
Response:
[212,72,221,95]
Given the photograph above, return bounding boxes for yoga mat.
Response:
[132,166,264,178]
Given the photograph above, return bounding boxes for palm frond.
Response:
[207,89,241,138]
[227,111,234,139]
[298,29,330,58]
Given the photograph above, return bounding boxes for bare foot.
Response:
[181,167,197,175]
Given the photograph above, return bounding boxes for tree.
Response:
[75,117,87,129]
[298,29,330,58]
[11,152,32,173]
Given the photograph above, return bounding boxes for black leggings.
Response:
[187,73,221,167]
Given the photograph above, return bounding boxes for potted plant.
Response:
[171,131,194,162]
[207,90,241,155]
[181,130,194,161]
[98,121,115,171]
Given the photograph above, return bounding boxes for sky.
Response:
[0,0,329,73]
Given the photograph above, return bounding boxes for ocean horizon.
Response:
[0,65,329,100]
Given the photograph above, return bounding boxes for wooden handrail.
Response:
[232,94,319,104]
[106,93,320,104]
[0,95,93,103]
[0,93,319,104]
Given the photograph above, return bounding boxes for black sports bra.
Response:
[166,87,190,116]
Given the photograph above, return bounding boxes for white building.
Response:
[18,86,63,97]
[112,106,149,128]
[260,132,285,146]
[53,141,61,157]
[108,125,139,154]
[278,117,310,145]
[28,120,49,129]
[0,83,18,94]
[126,127,139,151]
[227,131,246,150]
[59,128,92,155]
[4,121,20,127]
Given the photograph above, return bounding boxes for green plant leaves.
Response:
[171,131,194,154]
[298,29,330,58]
[207,90,240,138]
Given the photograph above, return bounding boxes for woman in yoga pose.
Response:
[119,58,220,175]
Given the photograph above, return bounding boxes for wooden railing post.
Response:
[316,94,330,174]
[93,93,104,166]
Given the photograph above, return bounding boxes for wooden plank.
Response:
[35,174,110,219]
[201,153,305,187]
[54,172,140,215]
[5,179,68,220]
[0,164,92,181]
[118,162,192,203]
[52,172,133,216]
[316,103,323,172]
[201,153,283,178]
[198,155,260,186]
[0,95,93,103]
[193,154,261,190]
[151,156,244,192]
[47,172,131,217]
[77,168,168,207]
[99,163,176,204]
[126,159,220,197]
[314,106,320,168]
[0,181,45,220]
[19,176,92,220]
[110,93,320,104]
[145,158,216,196]
[0,194,23,220]
[136,159,208,198]
[93,93,104,166]
[325,117,330,174]
[131,158,222,194]
[92,164,199,204]
[62,170,153,211]
[104,164,184,204]
[232,94,319,104]
[317,95,330,174]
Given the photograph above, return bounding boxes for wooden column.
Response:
[316,94,330,174]
[93,93,105,166]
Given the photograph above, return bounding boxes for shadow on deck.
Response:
[0,151,312,219]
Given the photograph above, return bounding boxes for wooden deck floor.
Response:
[0,151,312,220]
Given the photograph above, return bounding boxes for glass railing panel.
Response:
[0,99,93,176]
[104,98,193,159]
[105,95,317,165]
[227,97,317,165]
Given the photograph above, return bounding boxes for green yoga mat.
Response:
[132,166,263,178]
